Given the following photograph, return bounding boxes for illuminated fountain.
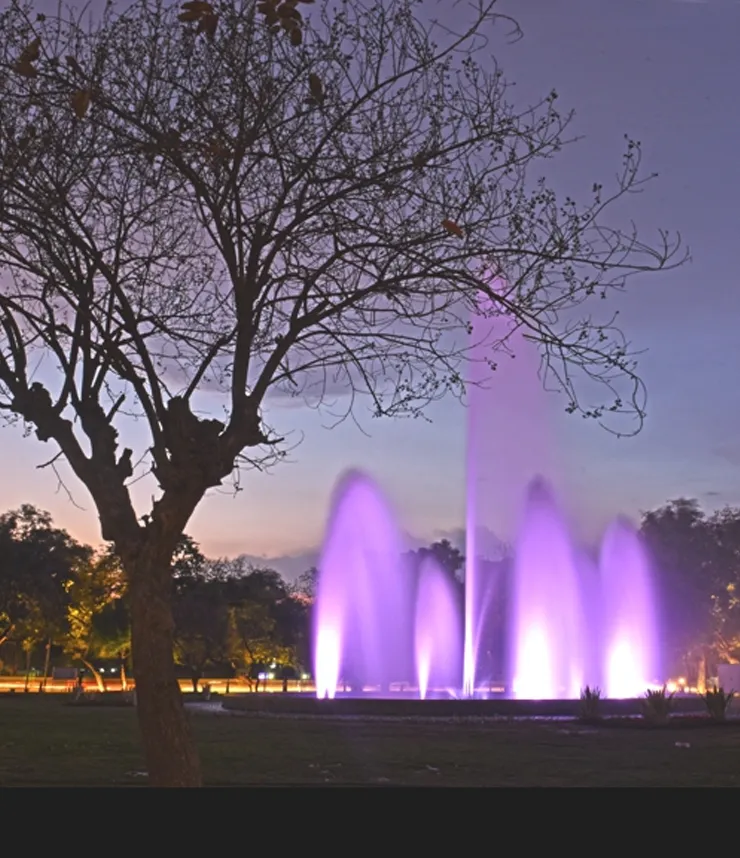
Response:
[510,479,591,700]
[600,518,659,698]
[464,278,555,696]
[313,472,412,699]
[414,557,463,700]
[313,469,660,701]
[313,278,661,701]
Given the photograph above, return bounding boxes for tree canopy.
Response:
[640,498,740,678]
[0,0,685,785]
[0,504,89,651]
[0,0,684,551]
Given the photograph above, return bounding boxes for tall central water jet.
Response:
[464,276,553,696]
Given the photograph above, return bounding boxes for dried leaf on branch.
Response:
[308,72,324,103]
[13,37,41,77]
[179,1,218,38]
[441,219,464,238]
[70,89,91,118]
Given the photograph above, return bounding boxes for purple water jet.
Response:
[313,470,411,698]
[464,279,553,696]
[414,558,462,699]
[600,518,659,698]
[510,478,588,699]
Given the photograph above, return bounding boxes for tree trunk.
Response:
[41,638,52,690]
[128,554,201,787]
[23,647,31,692]
[82,659,106,693]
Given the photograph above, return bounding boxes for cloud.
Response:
[713,444,740,467]
[228,550,320,582]
[207,524,510,584]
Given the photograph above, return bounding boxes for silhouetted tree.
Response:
[290,567,318,604]
[172,576,229,692]
[640,499,721,683]
[228,600,288,690]
[705,506,740,667]
[418,540,466,583]
[0,505,90,683]
[64,549,126,690]
[170,536,208,583]
[0,0,683,784]
[272,590,311,672]
[90,597,133,685]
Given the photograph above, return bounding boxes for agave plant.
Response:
[579,686,603,722]
[640,686,675,724]
[702,685,735,722]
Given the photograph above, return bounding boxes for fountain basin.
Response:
[221,693,708,719]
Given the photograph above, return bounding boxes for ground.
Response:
[1,696,739,786]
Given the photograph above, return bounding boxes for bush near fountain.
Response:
[702,686,735,722]
[578,686,603,723]
[640,686,675,725]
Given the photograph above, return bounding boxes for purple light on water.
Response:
[414,558,462,700]
[314,624,341,700]
[511,478,587,699]
[463,296,485,698]
[600,518,659,698]
[313,470,411,698]
[313,469,663,700]
[464,276,553,697]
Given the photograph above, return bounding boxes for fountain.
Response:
[600,518,659,698]
[313,471,412,698]
[313,469,660,701]
[414,557,463,700]
[311,278,661,703]
[510,478,590,700]
[464,279,553,696]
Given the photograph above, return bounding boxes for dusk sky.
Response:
[1,0,738,575]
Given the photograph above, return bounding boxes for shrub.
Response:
[702,685,734,722]
[579,686,603,722]
[640,686,675,724]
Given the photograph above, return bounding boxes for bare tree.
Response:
[0,0,684,785]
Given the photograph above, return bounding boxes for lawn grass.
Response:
[0,695,739,786]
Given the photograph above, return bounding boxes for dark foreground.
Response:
[1,695,739,786]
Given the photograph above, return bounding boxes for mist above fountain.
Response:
[313,470,660,700]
